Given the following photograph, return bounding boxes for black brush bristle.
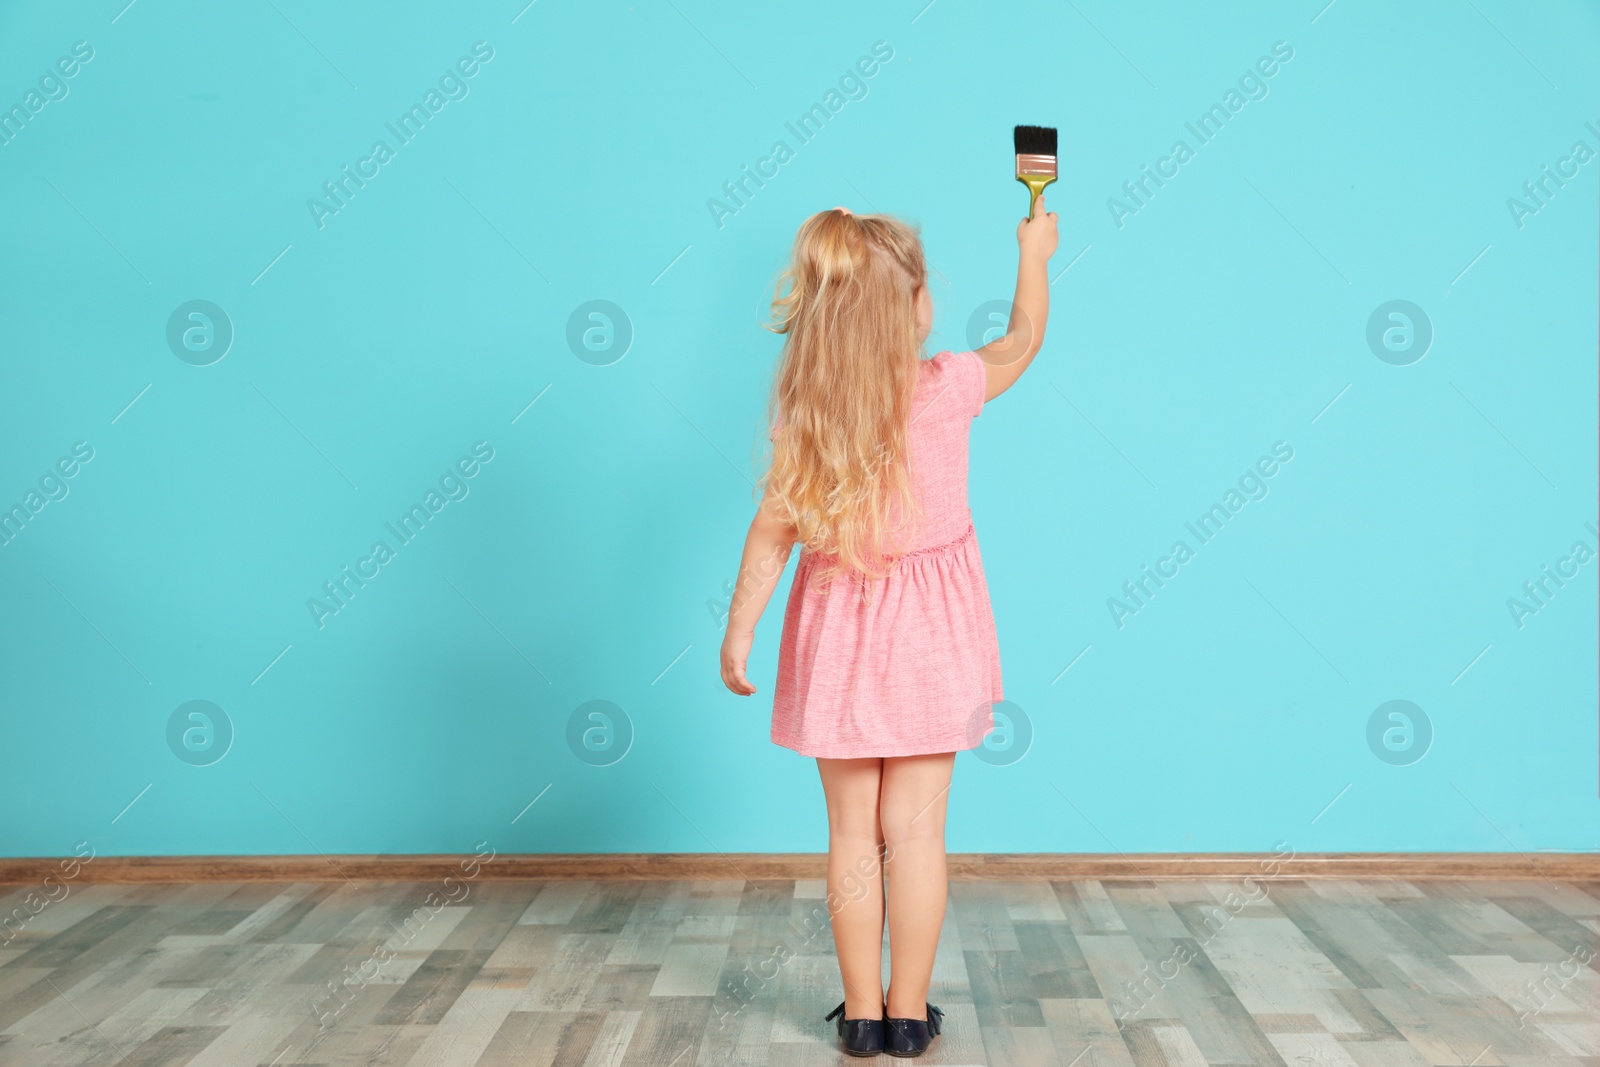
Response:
[1013,124,1057,156]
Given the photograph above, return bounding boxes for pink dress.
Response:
[768,349,1003,759]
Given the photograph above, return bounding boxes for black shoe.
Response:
[884,1003,943,1058]
[824,1002,884,1057]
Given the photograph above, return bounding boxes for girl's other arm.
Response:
[976,193,1059,402]
[719,485,797,695]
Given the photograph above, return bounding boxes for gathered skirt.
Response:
[770,522,1004,759]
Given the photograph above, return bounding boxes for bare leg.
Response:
[815,756,887,1019]
[879,752,955,1019]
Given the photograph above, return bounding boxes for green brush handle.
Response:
[1017,174,1056,217]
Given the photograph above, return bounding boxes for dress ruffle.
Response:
[770,521,1003,759]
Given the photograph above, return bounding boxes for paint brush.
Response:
[1014,124,1057,217]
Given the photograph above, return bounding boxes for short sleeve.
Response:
[957,350,986,418]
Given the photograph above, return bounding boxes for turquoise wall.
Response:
[2,0,1595,859]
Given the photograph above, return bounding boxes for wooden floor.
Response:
[1,878,1597,1066]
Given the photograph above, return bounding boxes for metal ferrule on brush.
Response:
[1015,154,1057,179]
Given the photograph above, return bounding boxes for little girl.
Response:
[719,198,1057,1057]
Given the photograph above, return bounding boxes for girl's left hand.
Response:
[720,631,756,695]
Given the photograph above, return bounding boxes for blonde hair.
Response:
[760,208,927,593]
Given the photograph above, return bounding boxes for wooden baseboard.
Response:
[0,852,1596,884]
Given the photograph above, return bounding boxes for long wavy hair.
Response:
[759,208,927,594]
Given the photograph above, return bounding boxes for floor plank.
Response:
[0,878,1594,1066]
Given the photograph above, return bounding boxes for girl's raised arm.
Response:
[975,193,1059,403]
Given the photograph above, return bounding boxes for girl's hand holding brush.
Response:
[1018,192,1058,261]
